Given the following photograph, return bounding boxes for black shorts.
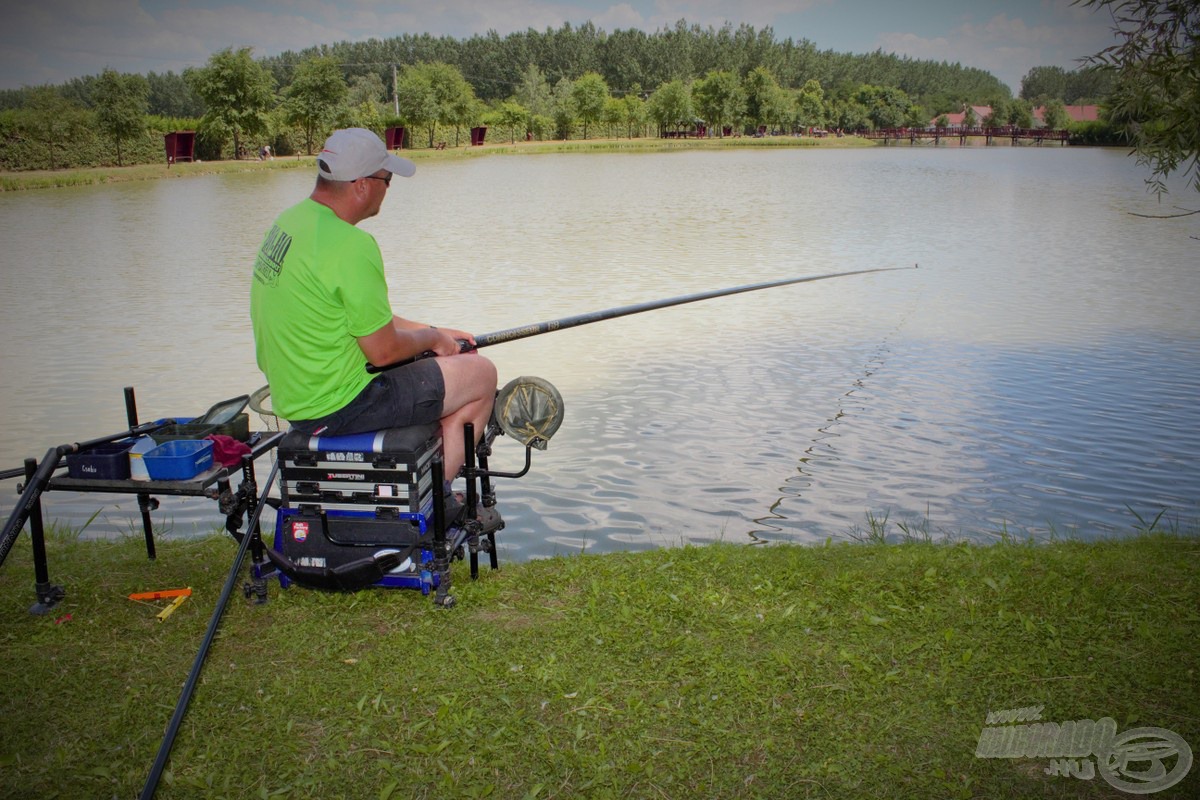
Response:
[288,358,445,436]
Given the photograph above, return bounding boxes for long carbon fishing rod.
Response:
[368,265,917,374]
[140,459,280,800]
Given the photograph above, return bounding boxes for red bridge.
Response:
[861,126,1069,146]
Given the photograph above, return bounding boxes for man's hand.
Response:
[428,327,466,357]
[433,327,477,351]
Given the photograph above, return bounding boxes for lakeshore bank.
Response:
[0,135,871,191]
[1,530,1196,798]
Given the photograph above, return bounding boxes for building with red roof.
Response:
[930,104,1101,128]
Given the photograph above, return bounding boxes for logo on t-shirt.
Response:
[254,224,292,287]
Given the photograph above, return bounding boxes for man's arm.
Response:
[357,317,461,367]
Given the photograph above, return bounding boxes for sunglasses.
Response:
[361,174,392,187]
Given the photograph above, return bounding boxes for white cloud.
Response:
[640,0,828,33]
[874,9,1115,94]
[591,3,648,31]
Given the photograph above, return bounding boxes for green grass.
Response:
[0,157,313,191]
[1,527,1197,799]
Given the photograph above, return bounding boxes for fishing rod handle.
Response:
[365,339,474,374]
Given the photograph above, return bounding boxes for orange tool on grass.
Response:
[127,587,192,602]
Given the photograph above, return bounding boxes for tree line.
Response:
[1,19,1117,172]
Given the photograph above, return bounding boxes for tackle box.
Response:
[277,423,441,519]
[151,394,251,443]
[65,440,135,480]
[150,421,219,443]
[143,439,215,480]
[272,506,439,592]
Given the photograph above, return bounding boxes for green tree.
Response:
[25,87,88,170]
[551,77,577,140]
[829,97,870,132]
[529,113,554,140]
[983,97,1011,128]
[602,96,624,138]
[856,84,913,129]
[761,84,795,133]
[186,47,276,159]
[1020,65,1069,101]
[794,79,826,130]
[743,66,782,130]
[647,79,693,135]
[431,63,478,146]
[1041,98,1070,130]
[1064,66,1114,104]
[397,63,476,147]
[571,71,609,139]
[396,66,439,146]
[93,69,149,166]
[348,73,387,109]
[692,70,745,136]
[447,90,482,147]
[492,100,527,143]
[1010,98,1035,129]
[1079,0,1200,194]
[352,100,385,135]
[904,103,929,128]
[146,70,204,117]
[515,64,553,119]
[618,87,648,138]
[283,56,347,155]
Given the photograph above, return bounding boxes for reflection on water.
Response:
[0,147,1197,558]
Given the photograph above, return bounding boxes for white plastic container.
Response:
[127,436,157,481]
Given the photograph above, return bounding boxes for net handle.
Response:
[248,384,272,416]
[248,384,280,432]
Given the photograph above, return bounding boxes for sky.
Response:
[1,0,1120,96]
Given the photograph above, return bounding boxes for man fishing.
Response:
[250,127,498,523]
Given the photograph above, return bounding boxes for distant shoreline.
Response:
[0,134,874,191]
[1,133,1108,192]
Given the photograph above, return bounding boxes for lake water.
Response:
[1,144,1197,559]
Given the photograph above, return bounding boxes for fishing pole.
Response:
[140,458,280,800]
[367,265,917,374]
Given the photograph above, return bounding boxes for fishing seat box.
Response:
[273,424,445,589]
[277,424,441,517]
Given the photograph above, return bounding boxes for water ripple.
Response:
[2,149,1198,555]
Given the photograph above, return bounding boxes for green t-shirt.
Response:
[250,199,393,421]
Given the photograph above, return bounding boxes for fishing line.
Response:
[749,298,920,542]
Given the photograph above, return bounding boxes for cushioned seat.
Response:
[279,422,440,456]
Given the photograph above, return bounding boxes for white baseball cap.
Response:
[316,128,415,181]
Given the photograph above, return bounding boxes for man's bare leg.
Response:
[435,353,498,480]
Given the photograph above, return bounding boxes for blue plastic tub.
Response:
[143,439,215,480]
